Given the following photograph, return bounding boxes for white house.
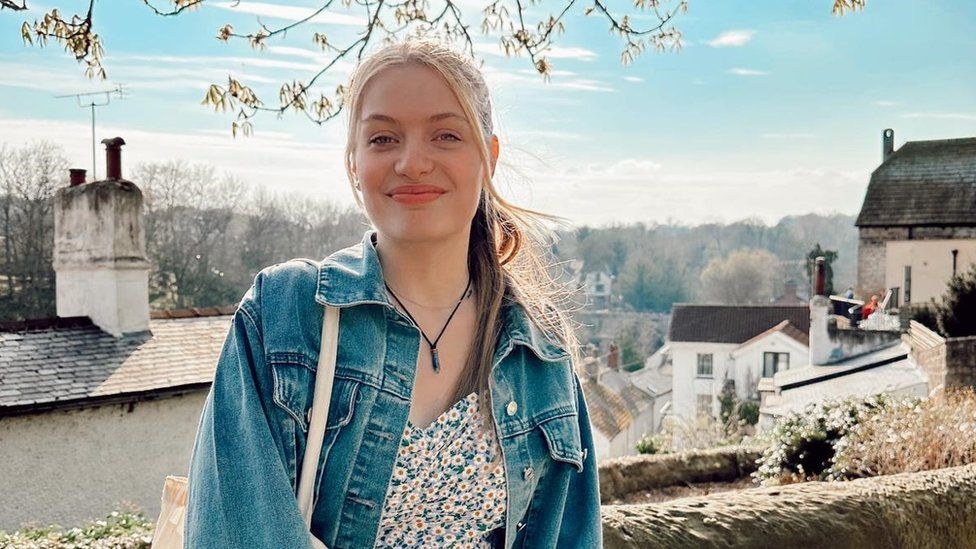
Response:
[758,261,930,429]
[581,270,614,310]
[667,304,810,421]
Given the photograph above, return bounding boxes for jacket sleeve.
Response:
[557,371,604,548]
[184,277,314,548]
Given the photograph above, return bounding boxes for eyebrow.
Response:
[360,112,467,124]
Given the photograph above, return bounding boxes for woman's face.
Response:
[351,63,497,244]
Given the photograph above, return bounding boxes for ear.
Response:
[489,134,500,178]
[348,153,359,185]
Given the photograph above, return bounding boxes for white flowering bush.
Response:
[833,387,976,478]
[753,393,902,486]
[0,507,153,549]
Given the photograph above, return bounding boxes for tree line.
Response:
[553,214,855,312]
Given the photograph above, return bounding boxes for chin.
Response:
[379,217,470,244]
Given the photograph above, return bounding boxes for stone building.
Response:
[855,130,976,305]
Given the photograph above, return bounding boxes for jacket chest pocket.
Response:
[269,355,361,434]
[268,354,363,493]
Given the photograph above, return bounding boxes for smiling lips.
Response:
[387,184,446,205]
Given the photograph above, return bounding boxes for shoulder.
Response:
[239,258,321,319]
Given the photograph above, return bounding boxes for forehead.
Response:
[358,63,466,123]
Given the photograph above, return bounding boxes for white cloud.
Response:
[483,65,613,93]
[474,42,597,61]
[497,154,868,227]
[706,30,756,48]
[207,1,362,26]
[0,117,353,207]
[544,46,598,61]
[728,68,768,76]
[623,76,644,83]
[900,112,976,121]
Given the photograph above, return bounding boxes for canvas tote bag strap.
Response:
[296,304,340,543]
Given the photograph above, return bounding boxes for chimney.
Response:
[607,341,619,371]
[69,168,87,187]
[809,257,832,365]
[102,136,125,180]
[882,128,894,161]
[53,137,151,337]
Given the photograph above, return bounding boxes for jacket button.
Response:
[305,408,312,423]
[506,401,518,416]
[516,521,526,531]
[523,466,534,480]
[582,448,588,462]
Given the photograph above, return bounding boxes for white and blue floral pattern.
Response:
[374,391,507,547]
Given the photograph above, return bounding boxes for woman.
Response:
[185,38,602,548]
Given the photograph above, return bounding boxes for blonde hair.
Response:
[342,37,581,441]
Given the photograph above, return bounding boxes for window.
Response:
[696,394,713,417]
[904,265,912,304]
[696,353,713,377]
[763,352,790,377]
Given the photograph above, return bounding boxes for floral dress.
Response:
[374,391,508,547]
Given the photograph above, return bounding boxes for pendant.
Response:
[431,347,441,374]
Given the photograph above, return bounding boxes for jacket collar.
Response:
[315,229,570,364]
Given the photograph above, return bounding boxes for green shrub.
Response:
[636,433,665,454]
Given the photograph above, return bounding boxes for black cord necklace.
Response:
[384,277,472,374]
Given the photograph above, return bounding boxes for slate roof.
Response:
[668,304,810,344]
[856,137,976,227]
[580,379,633,439]
[0,311,234,416]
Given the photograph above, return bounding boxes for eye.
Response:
[368,135,395,145]
[437,133,461,142]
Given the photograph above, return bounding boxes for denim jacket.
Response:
[185,229,603,548]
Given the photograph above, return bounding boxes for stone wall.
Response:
[946,336,976,388]
[908,321,976,391]
[597,446,762,503]
[857,226,909,298]
[602,462,976,549]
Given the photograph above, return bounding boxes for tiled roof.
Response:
[734,320,810,350]
[856,137,976,227]
[0,314,233,415]
[667,304,810,344]
[580,379,633,439]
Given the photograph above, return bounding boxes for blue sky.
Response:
[0,0,973,226]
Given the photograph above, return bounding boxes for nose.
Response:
[394,138,433,181]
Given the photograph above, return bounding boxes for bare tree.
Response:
[0,141,67,320]
[135,161,248,308]
[5,0,864,134]
[699,248,780,305]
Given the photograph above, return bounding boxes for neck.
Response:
[373,228,472,308]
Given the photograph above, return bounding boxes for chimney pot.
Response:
[101,136,126,180]
[882,128,894,161]
[814,257,826,297]
[68,168,87,187]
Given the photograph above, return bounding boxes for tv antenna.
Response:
[55,84,127,180]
